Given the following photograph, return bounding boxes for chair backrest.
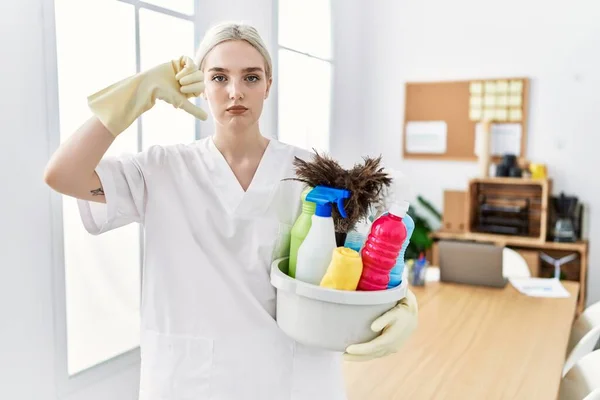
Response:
[502,247,531,279]
[563,326,600,377]
[559,350,600,399]
[568,301,600,355]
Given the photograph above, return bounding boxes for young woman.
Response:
[44,22,417,400]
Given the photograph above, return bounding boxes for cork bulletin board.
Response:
[402,77,529,161]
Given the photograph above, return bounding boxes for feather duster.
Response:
[287,150,393,234]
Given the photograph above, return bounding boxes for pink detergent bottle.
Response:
[357,201,409,291]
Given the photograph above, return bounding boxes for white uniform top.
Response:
[77,137,347,400]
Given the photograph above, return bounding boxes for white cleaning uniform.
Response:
[77,137,347,400]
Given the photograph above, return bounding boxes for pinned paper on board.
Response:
[484,94,496,107]
[497,95,508,107]
[509,108,523,122]
[469,108,482,121]
[509,80,524,94]
[484,81,497,94]
[470,82,483,95]
[509,95,522,107]
[495,108,508,121]
[496,80,509,93]
[469,78,525,123]
[475,123,522,156]
[405,121,448,154]
[483,108,495,120]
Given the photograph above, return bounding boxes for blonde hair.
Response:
[194,22,273,79]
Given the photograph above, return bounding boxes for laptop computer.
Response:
[438,240,508,288]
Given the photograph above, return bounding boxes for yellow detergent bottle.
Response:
[320,247,363,291]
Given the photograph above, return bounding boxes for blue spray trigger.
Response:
[337,197,348,218]
[305,185,351,218]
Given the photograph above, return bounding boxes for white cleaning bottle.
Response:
[295,185,350,285]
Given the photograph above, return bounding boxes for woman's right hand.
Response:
[87,56,208,137]
[145,56,208,120]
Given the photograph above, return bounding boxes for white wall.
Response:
[359,0,600,305]
[329,0,366,167]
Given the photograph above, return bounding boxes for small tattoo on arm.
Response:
[90,187,105,196]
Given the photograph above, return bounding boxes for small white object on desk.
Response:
[509,277,570,298]
[426,266,440,282]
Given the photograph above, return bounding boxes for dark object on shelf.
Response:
[508,166,522,177]
[495,154,519,177]
[476,224,522,235]
[496,164,509,177]
[549,192,582,242]
[476,196,530,236]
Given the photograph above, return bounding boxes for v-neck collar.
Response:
[207,136,279,215]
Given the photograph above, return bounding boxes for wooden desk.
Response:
[344,281,579,400]
[431,230,589,316]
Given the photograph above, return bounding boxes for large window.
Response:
[277,0,332,152]
[52,0,198,379]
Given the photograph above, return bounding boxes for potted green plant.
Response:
[405,196,442,261]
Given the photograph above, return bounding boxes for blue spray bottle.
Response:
[388,212,414,288]
[344,218,371,253]
[295,186,350,285]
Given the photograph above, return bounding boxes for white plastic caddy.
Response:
[270,257,408,352]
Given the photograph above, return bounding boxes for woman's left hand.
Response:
[343,289,418,362]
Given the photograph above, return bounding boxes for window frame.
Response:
[41,0,202,396]
[273,0,335,152]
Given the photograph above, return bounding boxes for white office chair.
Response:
[502,247,531,279]
[584,389,600,400]
[563,301,600,376]
[559,350,600,400]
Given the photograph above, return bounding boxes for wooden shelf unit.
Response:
[467,177,552,243]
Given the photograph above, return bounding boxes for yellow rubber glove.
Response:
[87,56,208,137]
[344,289,418,362]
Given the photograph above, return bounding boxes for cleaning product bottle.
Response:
[288,187,316,278]
[410,252,427,286]
[384,171,415,288]
[295,186,350,285]
[343,218,371,253]
[357,201,409,291]
[388,212,414,288]
[319,247,363,291]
